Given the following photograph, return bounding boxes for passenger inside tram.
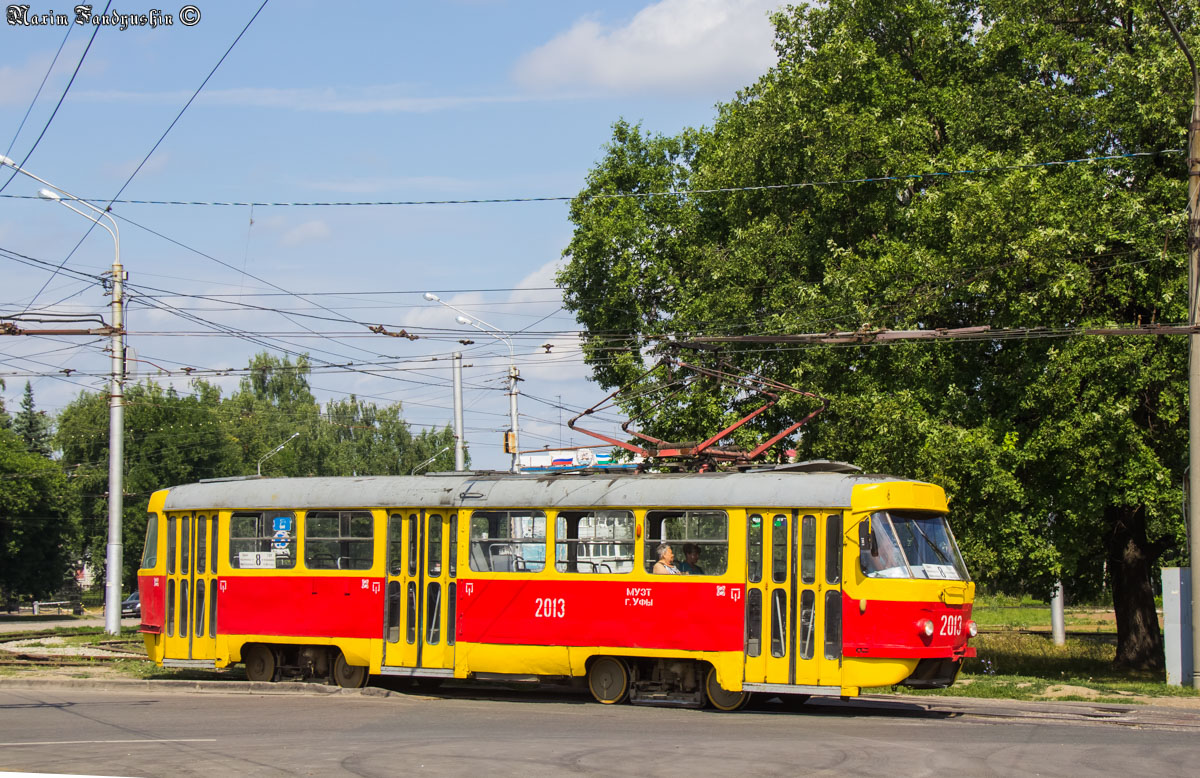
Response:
[652,543,683,575]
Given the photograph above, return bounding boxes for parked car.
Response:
[121,590,140,618]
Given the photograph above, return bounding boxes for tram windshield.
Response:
[860,510,970,581]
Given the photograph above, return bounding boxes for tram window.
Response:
[211,516,219,573]
[448,514,458,578]
[386,580,402,643]
[426,582,442,644]
[166,579,175,637]
[196,516,207,575]
[406,581,417,644]
[746,588,762,657]
[771,515,788,583]
[180,516,191,574]
[141,515,158,569]
[824,589,842,659]
[555,510,635,574]
[799,589,815,660]
[305,510,374,570]
[747,514,763,584]
[644,510,727,575]
[195,579,206,638]
[427,515,443,577]
[179,579,189,639]
[825,514,843,585]
[387,514,404,576]
[447,582,457,646]
[230,512,296,569]
[407,515,418,577]
[209,581,218,637]
[166,516,177,575]
[800,515,816,584]
[469,510,547,573]
[770,589,787,657]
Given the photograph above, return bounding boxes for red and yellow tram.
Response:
[136,465,976,708]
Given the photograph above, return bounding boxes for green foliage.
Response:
[53,351,458,588]
[12,382,52,458]
[559,0,1195,667]
[0,425,77,599]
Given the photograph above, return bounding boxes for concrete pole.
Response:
[1156,0,1200,690]
[508,364,521,473]
[453,352,465,471]
[1050,580,1066,646]
[105,258,125,636]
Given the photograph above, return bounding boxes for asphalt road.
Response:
[2,682,1199,777]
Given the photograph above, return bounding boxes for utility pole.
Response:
[1157,0,1200,690]
[453,352,465,471]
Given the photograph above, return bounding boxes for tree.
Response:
[13,382,52,457]
[559,0,1194,669]
[317,395,460,476]
[0,425,76,599]
[56,380,240,586]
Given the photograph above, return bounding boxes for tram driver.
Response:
[652,543,684,575]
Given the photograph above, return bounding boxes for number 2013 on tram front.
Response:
[135,467,976,709]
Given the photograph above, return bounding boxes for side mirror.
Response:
[859,520,879,558]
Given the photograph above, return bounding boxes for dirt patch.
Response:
[0,636,130,658]
[1041,686,1099,701]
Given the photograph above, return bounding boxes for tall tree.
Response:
[559,0,1194,669]
[13,381,52,457]
[0,425,77,599]
[56,380,239,586]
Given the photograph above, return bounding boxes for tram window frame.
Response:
[468,510,547,573]
[180,516,191,574]
[387,514,405,576]
[229,511,297,570]
[427,514,443,577]
[141,515,158,569]
[746,588,762,657]
[825,514,843,585]
[555,510,635,574]
[407,514,418,577]
[800,515,817,584]
[196,515,208,575]
[747,514,763,584]
[166,516,176,575]
[448,514,458,578]
[305,510,375,571]
[644,509,728,576]
[770,514,788,583]
[770,589,787,657]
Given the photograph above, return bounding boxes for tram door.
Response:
[743,510,843,688]
[382,510,456,670]
[162,511,219,661]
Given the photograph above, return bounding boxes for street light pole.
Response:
[424,293,521,472]
[1,156,126,635]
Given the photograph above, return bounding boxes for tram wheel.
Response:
[243,644,276,683]
[332,652,368,689]
[587,657,629,704]
[704,667,749,711]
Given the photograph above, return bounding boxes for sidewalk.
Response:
[0,613,140,633]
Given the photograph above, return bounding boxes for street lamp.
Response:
[1,155,126,635]
[424,292,521,473]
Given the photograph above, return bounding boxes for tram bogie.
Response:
[135,468,976,708]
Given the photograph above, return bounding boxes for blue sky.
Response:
[0,0,783,471]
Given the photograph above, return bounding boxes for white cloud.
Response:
[0,43,86,107]
[512,0,781,94]
[280,219,331,246]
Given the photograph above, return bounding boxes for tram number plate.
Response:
[939,614,963,636]
[534,597,566,619]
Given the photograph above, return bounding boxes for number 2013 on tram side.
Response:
[136,466,976,709]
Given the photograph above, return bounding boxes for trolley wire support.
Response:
[567,356,827,470]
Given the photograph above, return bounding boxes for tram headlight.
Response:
[967,620,978,638]
[918,619,934,638]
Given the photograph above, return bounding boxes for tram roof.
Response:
[160,469,918,512]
